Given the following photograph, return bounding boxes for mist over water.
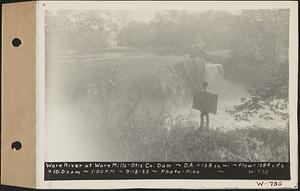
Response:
[45,53,285,160]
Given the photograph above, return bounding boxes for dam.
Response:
[45,52,286,161]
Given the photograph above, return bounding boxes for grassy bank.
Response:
[91,109,289,162]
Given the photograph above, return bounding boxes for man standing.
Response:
[200,81,209,129]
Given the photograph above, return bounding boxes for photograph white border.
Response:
[36,1,298,189]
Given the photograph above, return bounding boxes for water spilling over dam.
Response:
[45,53,285,161]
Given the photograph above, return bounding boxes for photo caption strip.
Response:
[45,162,290,180]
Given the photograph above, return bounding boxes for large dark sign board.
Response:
[192,90,218,114]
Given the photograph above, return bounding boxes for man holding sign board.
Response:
[192,81,218,129]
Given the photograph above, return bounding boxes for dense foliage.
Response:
[45,10,117,53]
[226,10,289,122]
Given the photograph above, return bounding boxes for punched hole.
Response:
[12,38,22,47]
[11,141,22,151]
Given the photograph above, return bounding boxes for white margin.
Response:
[36,1,298,189]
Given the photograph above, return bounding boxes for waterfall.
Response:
[205,62,247,101]
[44,53,284,161]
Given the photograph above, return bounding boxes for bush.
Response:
[84,107,289,162]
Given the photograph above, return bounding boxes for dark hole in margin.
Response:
[11,141,22,151]
[12,38,22,47]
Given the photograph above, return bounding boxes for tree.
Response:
[227,9,289,124]
[46,10,115,54]
[117,21,154,48]
[229,9,289,85]
[116,10,236,53]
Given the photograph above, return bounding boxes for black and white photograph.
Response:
[35,1,298,188]
[0,1,298,190]
[45,7,290,162]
